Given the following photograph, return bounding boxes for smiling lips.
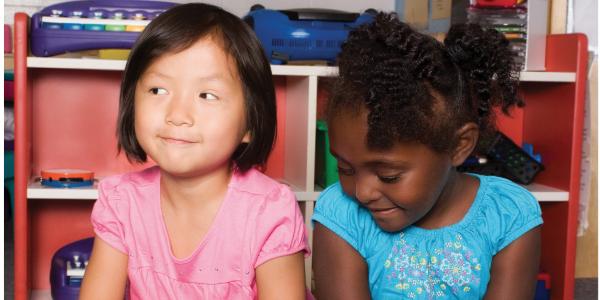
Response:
[161,136,195,144]
[369,207,399,216]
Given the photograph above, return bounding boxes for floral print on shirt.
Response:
[384,233,482,299]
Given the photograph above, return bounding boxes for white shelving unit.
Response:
[26,180,569,202]
[27,56,576,82]
[27,180,322,201]
[25,56,573,205]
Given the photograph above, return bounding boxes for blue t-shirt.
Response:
[312,174,543,299]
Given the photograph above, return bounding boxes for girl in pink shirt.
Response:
[80,3,311,299]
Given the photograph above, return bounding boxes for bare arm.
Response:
[484,226,541,300]
[256,252,306,300]
[313,222,371,300]
[79,237,128,300]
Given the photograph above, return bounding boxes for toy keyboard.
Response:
[30,0,176,57]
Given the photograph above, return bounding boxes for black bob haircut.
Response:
[117,3,276,172]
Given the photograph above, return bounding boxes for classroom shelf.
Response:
[27,181,568,202]
[519,71,576,82]
[27,180,99,200]
[14,11,588,300]
[26,180,321,202]
[525,183,570,201]
[26,56,339,77]
[27,56,575,82]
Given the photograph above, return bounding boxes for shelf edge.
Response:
[26,57,575,82]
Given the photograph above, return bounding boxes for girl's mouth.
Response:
[161,137,195,144]
[370,207,400,216]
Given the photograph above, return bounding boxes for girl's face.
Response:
[134,36,249,177]
[328,108,454,232]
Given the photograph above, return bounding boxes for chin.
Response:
[150,158,193,176]
[375,220,407,233]
[160,166,199,178]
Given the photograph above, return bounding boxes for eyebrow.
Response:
[330,149,409,169]
[365,160,410,169]
[143,71,173,80]
[143,71,229,82]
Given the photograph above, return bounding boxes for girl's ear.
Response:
[242,131,251,143]
[451,123,479,166]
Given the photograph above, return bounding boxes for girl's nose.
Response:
[354,175,381,205]
[165,96,194,126]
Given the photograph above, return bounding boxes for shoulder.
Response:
[471,174,543,253]
[314,182,365,218]
[97,166,159,203]
[92,167,159,255]
[99,166,159,189]
[229,168,296,203]
[477,175,540,214]
[313,183,380,256]
[231,169,310,265]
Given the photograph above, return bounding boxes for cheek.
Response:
[133,108,160,143]
[339,177,356,197]
[395,171,446,207]
[380,176,430,208]
[207,106,247,136]
[133,109,150,134]
[135,99,163,127]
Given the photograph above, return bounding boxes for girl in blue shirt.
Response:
[312,12,542,299]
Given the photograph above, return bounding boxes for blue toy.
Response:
[534,273,551,300]
[244,6,375,64]
[30,0,176,57]
[50,237,94,300]
[522,142,542,163]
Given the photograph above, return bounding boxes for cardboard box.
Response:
[395,0,452,34]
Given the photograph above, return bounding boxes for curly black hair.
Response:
[327,12,523,154]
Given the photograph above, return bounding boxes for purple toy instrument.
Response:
[30,0,176,57]
[50,237,94,300]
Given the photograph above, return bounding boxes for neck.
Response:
[416,169,473,229]
[160,165,232,211]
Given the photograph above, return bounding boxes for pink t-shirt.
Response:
[91,166,311,299]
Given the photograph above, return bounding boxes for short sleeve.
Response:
[312,183,378,257]
[91,179,128,254]
[254,185,310,267]
[483,177,543,254]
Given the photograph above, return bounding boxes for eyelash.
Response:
[147,88,218,101]
[199,92,218,101]
[337,166,402,184]
[378,175,400,184]
[149,87,167,95]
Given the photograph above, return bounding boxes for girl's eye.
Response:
[149,87,168,95]
[378,175,400,184]
[199,92,218,101]
[337,166,355,176]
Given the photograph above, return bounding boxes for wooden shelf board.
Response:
[27,57,575,82]
[27,180,320,202]
[525,182,570,202]
[27,180,99,200]
[27,181,568,202]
